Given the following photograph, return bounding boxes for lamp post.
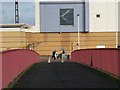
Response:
[77,14,80,49]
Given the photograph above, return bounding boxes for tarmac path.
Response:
[13,61,120,88]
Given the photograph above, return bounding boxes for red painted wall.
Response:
[71,48,120,77]
[1,49,40,89]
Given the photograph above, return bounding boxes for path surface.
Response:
[13,62,120,88]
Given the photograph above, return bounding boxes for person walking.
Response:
[61,48,66,59]
[52,50,56,60]
[55,51,58,59]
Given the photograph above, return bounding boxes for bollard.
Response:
[48,56,51,64]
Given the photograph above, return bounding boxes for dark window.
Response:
[96,14,100,18]
[60,9,74,25]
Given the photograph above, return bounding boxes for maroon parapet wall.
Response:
[71,48,120,77]
[1,49,40,89]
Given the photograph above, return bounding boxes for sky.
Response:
[0,0,35,25]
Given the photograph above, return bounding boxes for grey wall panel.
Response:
[85,1,89,32]
[40,0,85,4]
[40,5,46,32]
[45,5,60,32]
[40,3,87,32]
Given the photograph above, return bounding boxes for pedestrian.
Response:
[52,50,56,60]
[55,51,58,59]
[61,49,66,59]
[57,53,62,59]
[67,54,70,60]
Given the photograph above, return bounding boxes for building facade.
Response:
[0,0,120,55]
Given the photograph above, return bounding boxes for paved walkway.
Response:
[13,61,120,88]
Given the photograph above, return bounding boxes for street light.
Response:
[77,14,80,49]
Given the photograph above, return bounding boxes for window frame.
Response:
[59,8,74,26]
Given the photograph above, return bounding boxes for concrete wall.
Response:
[89,1,117,32]
[118,1,120,46]
[35,0,40,32]
[118,0,120,33]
